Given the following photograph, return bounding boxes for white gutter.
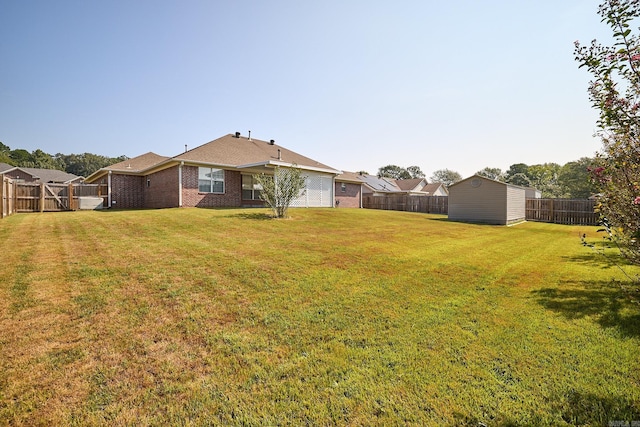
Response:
[236,160,341,175]
[178,162,183,207]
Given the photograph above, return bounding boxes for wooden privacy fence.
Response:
[525,198,598,225]
[362,194,599,226]
[0,179,108,216]
[362,195,448,214]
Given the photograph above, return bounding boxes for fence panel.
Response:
[362,195,448,214]
[12,182,109,213]
[363,195,597,226]
[526,198,598,225]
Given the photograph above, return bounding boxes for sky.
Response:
[0,0,614,178]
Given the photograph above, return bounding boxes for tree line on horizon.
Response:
[1,141,596,199]
[374,158,598,199]
[0,142,128,178]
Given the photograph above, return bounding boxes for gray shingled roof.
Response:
[1,165,82,183]
[105,152,170,172]
[173,134,337,172]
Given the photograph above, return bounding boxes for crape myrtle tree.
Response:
[575,0,640,265]
[254,165,307,219]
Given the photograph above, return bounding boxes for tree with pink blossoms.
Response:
[575,0,640,266]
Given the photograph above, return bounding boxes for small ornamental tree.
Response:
[575,0,640,265]
[254,165,306,218]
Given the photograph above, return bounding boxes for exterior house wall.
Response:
[449,177,508,224]
[525,188,541,199]
[335,182,361,208]
[431,187,448,197]
[145,166,180,208]
[111,174,145,209]
[181,166,242,208]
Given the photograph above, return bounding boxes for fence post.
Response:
[1,176,5,219]
[39,183,45,213]
[68,183,74,211]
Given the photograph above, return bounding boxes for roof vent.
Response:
[269,139,275,145]
[235,132,241,138]
[248,130,251,141]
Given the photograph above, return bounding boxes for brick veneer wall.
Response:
[111,174,145,209]
[335,182,361,208]
[182,166,242,208]
[145,166,180,208]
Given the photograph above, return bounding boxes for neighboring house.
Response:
[0,165,83,184]
[525,187,542,199]
[358,174,447,197]
[84,132,342,209]
[394,178,428,194]
[358,174,403,196]
[448,175,527,225]
[422,182,449,196]
[335,171,363,208]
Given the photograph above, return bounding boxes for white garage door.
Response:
[291,172,334,207]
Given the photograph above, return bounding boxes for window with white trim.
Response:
[198,167,225,193]
[242,175,262,200]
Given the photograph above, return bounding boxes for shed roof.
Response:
[449,174,529,191]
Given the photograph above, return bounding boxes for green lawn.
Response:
[0,208,638,426]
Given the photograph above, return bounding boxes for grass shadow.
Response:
[551,389,640,425]
[227,212,274,221]
[532,280,640,338]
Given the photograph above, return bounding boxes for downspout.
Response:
[178,162,183,207]
[108,171,112,208]
[332,175,337,207]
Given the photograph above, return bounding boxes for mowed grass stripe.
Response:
[0,208,638,425]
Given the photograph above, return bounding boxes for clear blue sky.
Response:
[0,0,610,178]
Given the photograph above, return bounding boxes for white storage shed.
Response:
[448,175,527,225]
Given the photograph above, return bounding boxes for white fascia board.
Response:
[237,160,341,175]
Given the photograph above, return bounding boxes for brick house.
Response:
[84,133,343,209]
[335,171,363,208]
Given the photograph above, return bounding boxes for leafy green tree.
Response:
[406,166,426,179]
[527,163,562,197]
[9,149,33,166]
[476,167,504,181]
[558,158,598,198]
[59,153,128,177]
[377,165,411,180]
[254,166,307,218]
[429,169,462,187]
[575,0,640,265]
[505,163,529,182]
[0,142,12,165]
